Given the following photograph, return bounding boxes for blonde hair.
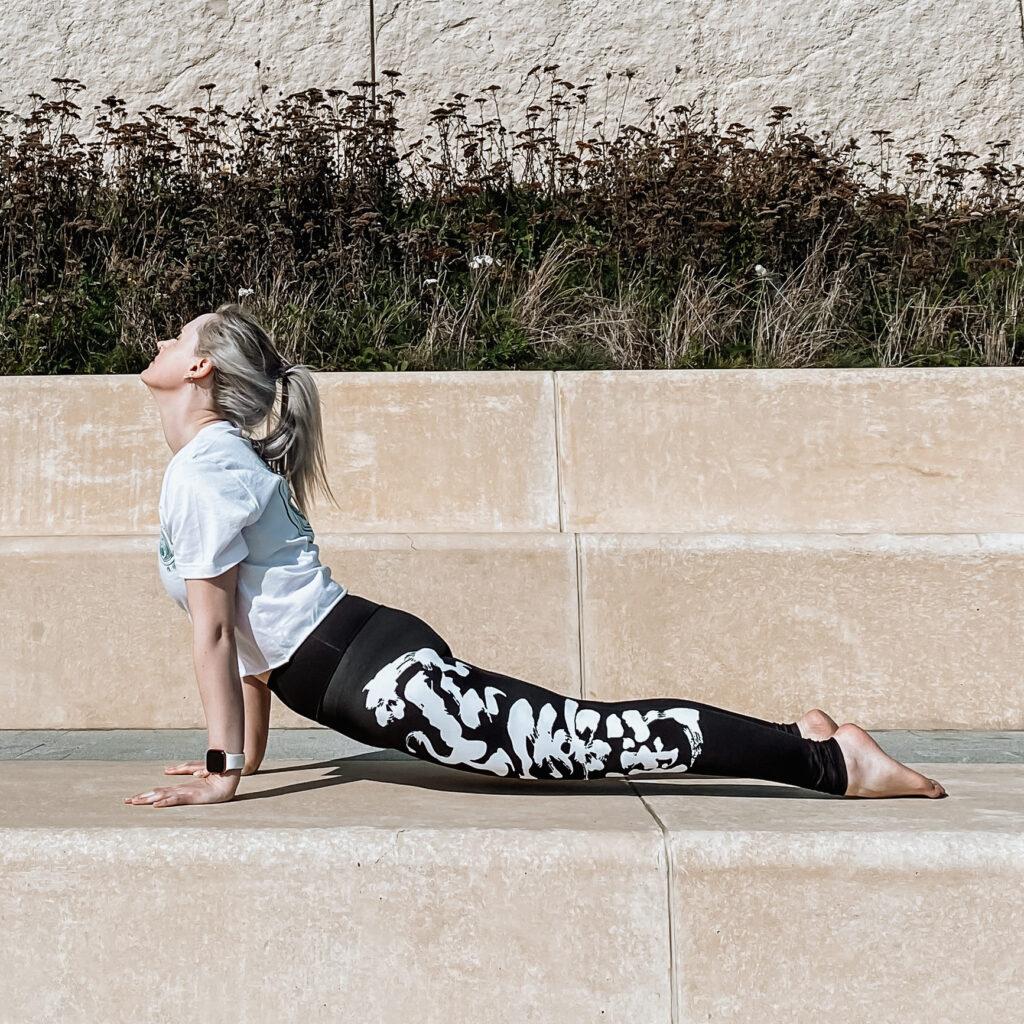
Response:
[194,302,338,515]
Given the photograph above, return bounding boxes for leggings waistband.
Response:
[267,593,382,722]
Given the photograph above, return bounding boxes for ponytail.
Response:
[195,302,339,515]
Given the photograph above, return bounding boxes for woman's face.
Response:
[140,313,217,391]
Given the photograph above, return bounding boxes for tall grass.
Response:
[1,65,1023,373]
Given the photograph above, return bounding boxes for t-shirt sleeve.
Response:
[164,458,259,578]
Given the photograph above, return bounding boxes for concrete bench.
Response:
[3,368,1024,730]
[3,368,1023,1021]
[1,756,1021,1022]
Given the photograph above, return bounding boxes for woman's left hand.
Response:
[124,773,239,807]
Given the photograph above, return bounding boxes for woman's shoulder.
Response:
[163,447,254,503]
[191,441,286,504]
[162,428,284,509]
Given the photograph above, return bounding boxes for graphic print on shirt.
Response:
[159,524,175,569]
[361,646,705,779]
[277,477,314,540]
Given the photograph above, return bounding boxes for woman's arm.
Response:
[242,676,271,773]
[185,566,246,793]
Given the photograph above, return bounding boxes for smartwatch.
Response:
[206,748,246,773]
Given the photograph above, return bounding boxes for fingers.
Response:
[125,775,235,807]
[124,788,170,805]
[125,787,188,807]
[163,762,210,778]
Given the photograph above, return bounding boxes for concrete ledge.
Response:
[6,369,1024,733]
[0,760,1019,1022]
[635,765,1024,1022]
[0,533,581,729]
[1,760,670,1023]
[0,371,560,535]
[580,532,1024,729]
[558,368,1024,533]
[5,532,1024,729]
[5,369,1024,535]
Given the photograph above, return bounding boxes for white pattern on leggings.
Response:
[361,647,704,779]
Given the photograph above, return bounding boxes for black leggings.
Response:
[268,593,849,796]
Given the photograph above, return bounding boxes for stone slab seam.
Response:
[556,371,589,701]
[628,779,678,1024]
[575,531,588,701]
[552,371,565,535]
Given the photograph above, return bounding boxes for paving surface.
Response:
[1,728,1021,763]
[4,756,1019,1024]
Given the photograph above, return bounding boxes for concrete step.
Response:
[6,369,1024,536]
[6,533,1024,731]
[1,747,1021,1022]
[7,370,1024,730]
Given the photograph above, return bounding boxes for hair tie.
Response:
[277,360,292,381]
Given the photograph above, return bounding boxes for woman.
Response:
[126,303,947,807]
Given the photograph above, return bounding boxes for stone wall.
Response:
[1,0,1021,171]
[4,367,1024,731]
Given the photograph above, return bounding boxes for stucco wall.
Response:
[1,0,1021,170]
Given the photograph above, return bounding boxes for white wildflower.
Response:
[238,287,255,298]
[754,264,769,277]
[468,253,501,269]
[424,278,439,285]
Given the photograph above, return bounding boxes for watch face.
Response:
[206,749,226,773]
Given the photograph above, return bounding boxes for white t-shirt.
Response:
[157,418,348,678]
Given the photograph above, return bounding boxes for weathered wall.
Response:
[1,0,1022,169]
[4,367,1024,730]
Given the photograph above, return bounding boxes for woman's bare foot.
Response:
[832,723,947,798]
[795,708,839,740]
